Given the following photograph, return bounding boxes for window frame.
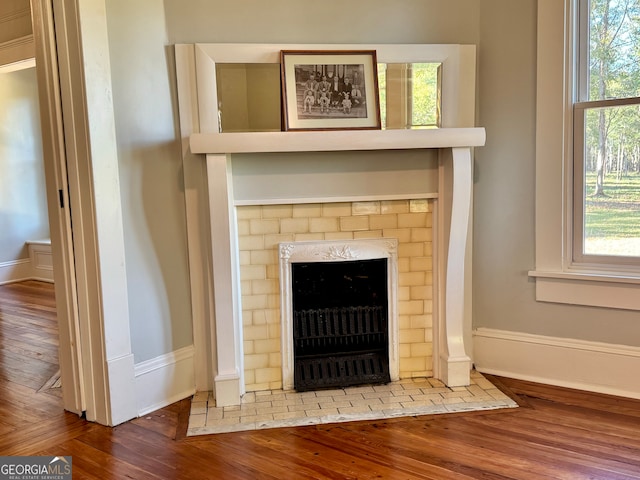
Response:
[530,0,640,311]
[572,0,640,267]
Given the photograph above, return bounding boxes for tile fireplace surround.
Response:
[176,43,485,409]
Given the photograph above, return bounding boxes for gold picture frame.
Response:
[280,50,381,131]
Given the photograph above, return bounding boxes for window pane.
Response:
[583,104,640,256]
[588,0,640,101]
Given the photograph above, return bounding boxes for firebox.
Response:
[292,258,391,391]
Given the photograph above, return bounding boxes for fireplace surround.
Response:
[237,199,432,395]
[280,238,398,392]
[175,43,485,407]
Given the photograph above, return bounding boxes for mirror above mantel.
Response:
[184,43,477,136]
[214,61,442,133]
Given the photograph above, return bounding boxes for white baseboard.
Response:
[0,241,55,285]
[134,345,196,417]
[0,259,32,285]
[473,328,640,400]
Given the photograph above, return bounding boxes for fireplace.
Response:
[279,239,399,391]
[292,259,390,391]
[175,43,484,407]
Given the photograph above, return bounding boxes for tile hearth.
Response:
[187,371,517,436]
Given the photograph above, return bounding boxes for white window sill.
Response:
[529,270,640,311]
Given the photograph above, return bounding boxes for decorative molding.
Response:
[27,241,54,283]
[320,245,358,260]
[473,328,640,400]
[0,34,33,50]
[279,244,295,260]
[134,346,196,417]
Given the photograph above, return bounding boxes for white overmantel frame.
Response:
[175,43,485,407]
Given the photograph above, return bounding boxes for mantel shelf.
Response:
[190,127,486,155]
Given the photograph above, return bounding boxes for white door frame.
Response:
[31,0,86,417]
[30,0,137,426]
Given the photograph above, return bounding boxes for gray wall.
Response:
[105,0,192,362]
[0,67,49,263]
[101,0,639,366]
[163,0,480,45]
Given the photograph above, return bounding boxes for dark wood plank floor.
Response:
[2,280,640,479]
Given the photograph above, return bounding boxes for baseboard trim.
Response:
[1,241,55,285]
[134,345,196,417]
[0,259,32,285]
[473,328,640,400]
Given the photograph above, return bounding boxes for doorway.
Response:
[0,0,90,418]
[28,0,139,426]
[0,61,62,399]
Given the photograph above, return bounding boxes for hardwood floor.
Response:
[0,280,59,394]
[2,280,640,479]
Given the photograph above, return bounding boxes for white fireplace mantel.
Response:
[175,43,485,407]
[195,128,484,406]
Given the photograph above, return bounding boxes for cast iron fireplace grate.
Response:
[292,259,390,391]
[293,306,390,391]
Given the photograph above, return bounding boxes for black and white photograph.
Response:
[281,50,381,131]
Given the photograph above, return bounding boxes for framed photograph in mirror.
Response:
[280,50,381,131]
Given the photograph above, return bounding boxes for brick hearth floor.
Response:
[186,371,517,436]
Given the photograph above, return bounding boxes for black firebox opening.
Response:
[292,258,390,391]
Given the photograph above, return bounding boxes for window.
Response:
[573,0,640,265]
[531,0,640,311]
